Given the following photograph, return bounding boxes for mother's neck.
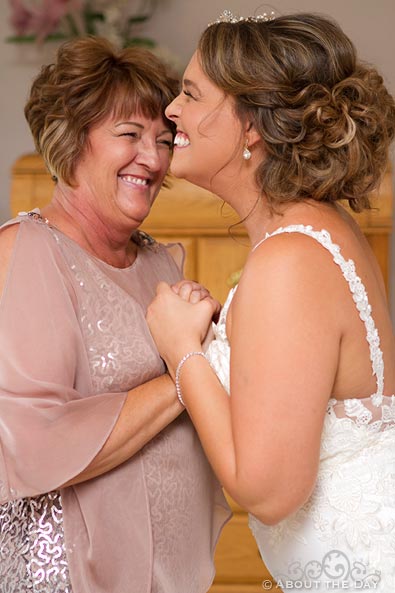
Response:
[41,187,138,268]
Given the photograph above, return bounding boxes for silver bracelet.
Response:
[175,351,206,406]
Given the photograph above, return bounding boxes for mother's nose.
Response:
[136,144,162,171]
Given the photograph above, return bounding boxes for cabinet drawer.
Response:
[212,512,273,584]
[210,585,272,593]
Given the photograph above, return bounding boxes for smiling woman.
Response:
[146,11,395,593]
[52,113,174,260]
[168,53,243,196]
[0,36,231,593]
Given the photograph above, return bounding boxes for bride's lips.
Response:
[174,131,190,148]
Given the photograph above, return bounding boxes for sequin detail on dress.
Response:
[0,492,71,593]
[1,214,231,593]
[67,254,162,392]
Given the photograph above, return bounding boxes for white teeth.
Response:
[121,175,149,185]
[174,133,190,147]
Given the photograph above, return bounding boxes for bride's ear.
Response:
[245,122,262,148]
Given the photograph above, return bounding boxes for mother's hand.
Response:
[147,282,219,378]
[172,280,221,316]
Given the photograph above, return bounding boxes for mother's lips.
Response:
[118,175,149,186]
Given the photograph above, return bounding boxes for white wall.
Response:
[1,0,395,311]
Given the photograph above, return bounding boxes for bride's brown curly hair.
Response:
[199,13,395,212]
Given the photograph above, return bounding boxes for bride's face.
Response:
[165,52,244,192]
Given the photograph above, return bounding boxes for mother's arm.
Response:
[0,225,183,496]
[64,373,181,486]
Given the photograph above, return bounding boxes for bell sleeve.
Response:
[0,220,127,503]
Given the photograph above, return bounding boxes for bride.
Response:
[147,11,395,591]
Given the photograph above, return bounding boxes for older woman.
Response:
[0,37,230,593]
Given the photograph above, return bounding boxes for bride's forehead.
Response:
[182,53,202,80]
[182,54,229,101]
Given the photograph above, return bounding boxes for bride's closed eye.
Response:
[183,89,196,99]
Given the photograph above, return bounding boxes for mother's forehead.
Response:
[89,111,173,133]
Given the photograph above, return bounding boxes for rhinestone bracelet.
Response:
[175,351,206,406]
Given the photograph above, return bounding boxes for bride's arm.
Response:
[147,235,341,524]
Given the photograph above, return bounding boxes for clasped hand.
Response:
[147,280,220,379]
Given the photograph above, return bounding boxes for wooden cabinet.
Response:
[210,495,272,593]
[10,154,393,301]
[9,154,393,592]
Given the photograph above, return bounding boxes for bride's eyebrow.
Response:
[183,79,201,94]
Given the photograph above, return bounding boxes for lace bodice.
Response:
[205,225,395,591]
[207,224,394,428]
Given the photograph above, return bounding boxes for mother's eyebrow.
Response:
[115,121,144,128]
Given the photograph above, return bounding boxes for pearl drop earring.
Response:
[243,140,251,160]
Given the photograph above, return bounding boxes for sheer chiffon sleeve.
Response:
[0,219,127,503]
[164,241,186,275]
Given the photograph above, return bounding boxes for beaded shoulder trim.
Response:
[253,224,384,405]
[131,229,158,250]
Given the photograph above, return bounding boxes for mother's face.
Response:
[72,112,173,229]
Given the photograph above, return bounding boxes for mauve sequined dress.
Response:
[0,213,230,593]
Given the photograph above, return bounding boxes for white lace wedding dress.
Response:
[205,225,395,592]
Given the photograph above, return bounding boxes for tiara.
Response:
[208,9,275,26]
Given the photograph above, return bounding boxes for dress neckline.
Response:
[19,209,157,273]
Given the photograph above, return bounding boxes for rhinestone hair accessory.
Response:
[208,9,275,26]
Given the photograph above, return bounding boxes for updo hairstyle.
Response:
[199,13,395,212]
[25,36,179,185]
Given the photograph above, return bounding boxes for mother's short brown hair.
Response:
[199,13,395,212]
[25,36,179,185]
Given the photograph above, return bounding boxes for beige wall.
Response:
[1,0,395,312]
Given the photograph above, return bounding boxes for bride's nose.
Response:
[165,95,182,123]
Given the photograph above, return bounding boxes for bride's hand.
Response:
[147,282,218,377]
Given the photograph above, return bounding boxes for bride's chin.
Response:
[169,159,186,178]
[169,161,209,190]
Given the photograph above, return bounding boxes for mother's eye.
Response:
[158,139,173,147]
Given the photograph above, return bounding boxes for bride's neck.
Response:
[214,184,276,247]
